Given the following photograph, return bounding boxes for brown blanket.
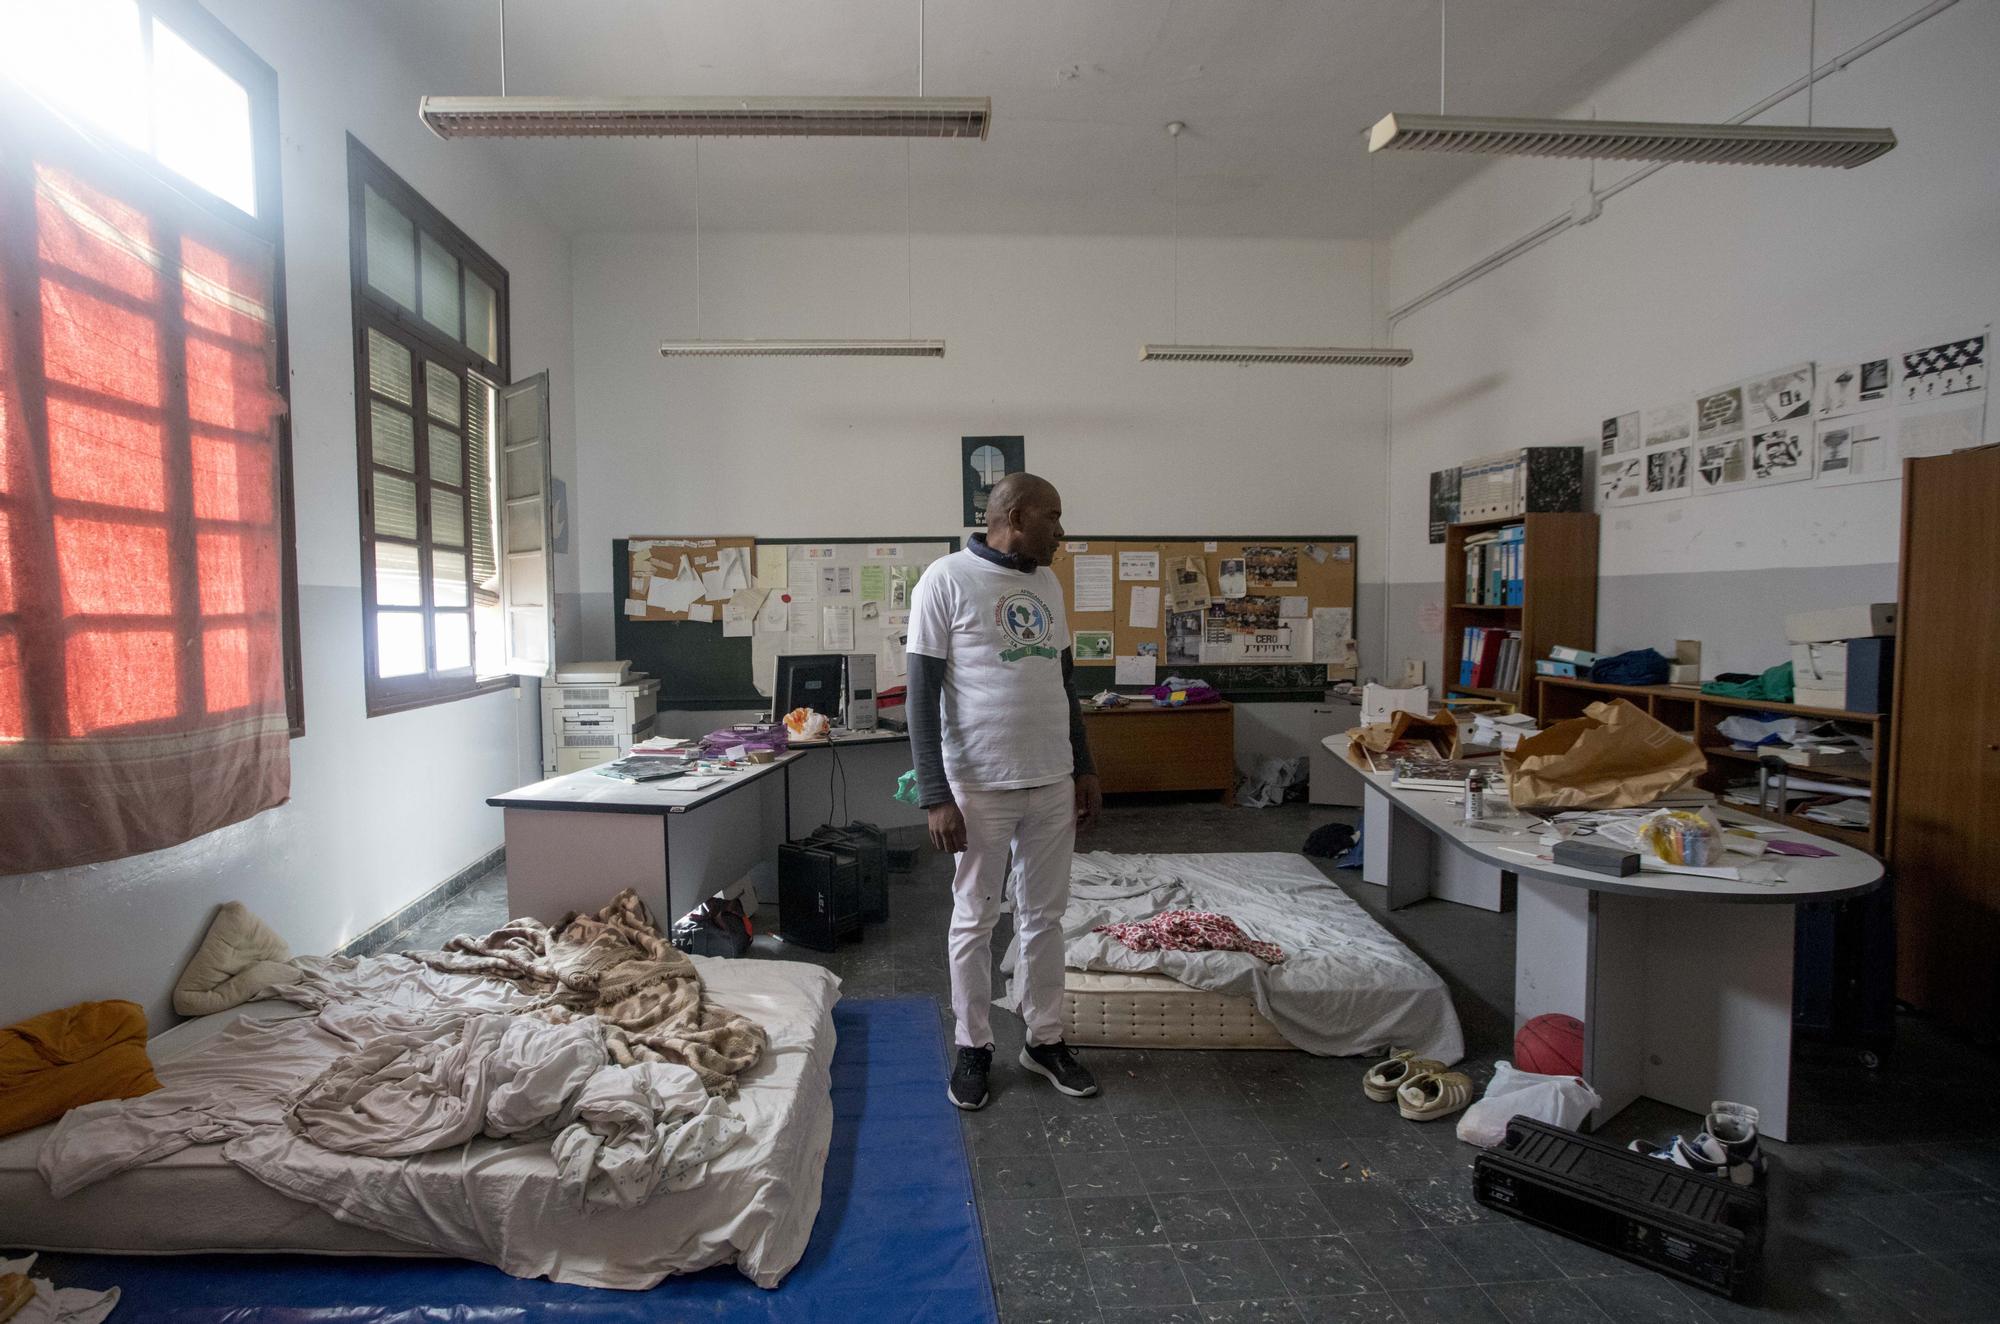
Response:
[0,1000,160,1137]
[411,891,766,1093]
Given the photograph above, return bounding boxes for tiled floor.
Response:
[381,800,2000,1324]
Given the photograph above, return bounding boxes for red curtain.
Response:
[0,131,290,873]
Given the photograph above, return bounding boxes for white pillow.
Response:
[172,901,303,1017]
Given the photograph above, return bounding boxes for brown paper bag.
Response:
[1502,698,1706,809]
[1346,709,1462,761]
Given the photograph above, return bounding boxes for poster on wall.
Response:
[1695,436,1748,493]
[1744,364,1814,428]
[1696,383,1745,443]
[1634,444,1692,503]
[1641,400,1694,450]
[1427,467,1461,543]
[1895,401,1987,460]
[1749,423,1814,485]
[1165,611,1203,665]
[1898,332,1985,403]
[961,435,1025,526]
[1816,357,1893,417]
[1816,415,1896,486]
[1073,631,1113,662]
[1598,453,1643,506]
[1600,412,1641,457]
[1243,545,1300,589]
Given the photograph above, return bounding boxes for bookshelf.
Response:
[1442,513,1598,712]
[1535,677,1889,857]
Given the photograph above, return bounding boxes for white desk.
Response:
[1337,740,1883,1140]
[489,754,801,927]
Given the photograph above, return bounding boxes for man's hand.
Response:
[927,801,968,854]
[1075,774,1103,833]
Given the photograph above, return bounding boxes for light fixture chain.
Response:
[694,139,702,339]
[1172,125,1180,346]
[498,0,508,96]
[1438,0,1446,115]
[1807,0,1817,126]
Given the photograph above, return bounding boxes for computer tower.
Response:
[777,842,863,952]
[844,653,878,730]
[806,822,890,923]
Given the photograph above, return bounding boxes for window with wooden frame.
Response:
[347,137,535,716]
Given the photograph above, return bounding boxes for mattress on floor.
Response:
[1063,969,1291,1050]
[0,956,840,1290]
[1041,850,1466,1062]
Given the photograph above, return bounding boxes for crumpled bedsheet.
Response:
[1009,851,1464,1062]
[0,1253,118,1324]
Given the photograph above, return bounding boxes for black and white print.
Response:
[1696,384,1744,442]
[1899,332,1985,402]
[1641,400,1693,449]
[1816,356,1892,417]
[1600,411,1639,457]
[1816,415,1895,487]
[1750,422,1814,485]
[1637,444,1691,503]
[1696,436,1747,492]
[1744,364,1814,428]
[1598,453,1643,506]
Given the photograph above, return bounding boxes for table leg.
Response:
[1515,875,1590,1033]
[1362,783,1432,909]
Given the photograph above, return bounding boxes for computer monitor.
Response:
[774,653,845,722]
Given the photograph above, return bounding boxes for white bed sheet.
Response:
[0,956,840,1291]
[1017,851,1464,1062]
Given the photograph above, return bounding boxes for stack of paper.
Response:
[1468,711,1540,751]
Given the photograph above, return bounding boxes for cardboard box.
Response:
[1795,685,1848,712]
[1784,603,1895,644]
[1668,664,1700,685]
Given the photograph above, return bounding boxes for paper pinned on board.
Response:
[755,544,789,590]
[1113,655,1157,686]
[722,589,766,637]
[756,592,789,632]
[687,602,716,624]
[1312,608,1352,665]
[1279,595,1308,619]
[1128,586,1161,630]
[1895,401,1986,460]
[624,598,646,617]
[1217,559,1247,599]
[1118,551,1160,581]
[820,565,853,598]
[647,556,705,613]
[889,565,915,610]
[822,605,855,651]
[858,564,887,602]
[1073,554,1114,612]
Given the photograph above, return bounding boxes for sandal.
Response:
[1397,1070,1475,1122]
[1364,1050,1445,1103]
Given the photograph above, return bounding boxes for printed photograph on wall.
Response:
[961,435,1025,526]
[1696,436,1748,492]
[1166,611,1203,665]
[1242,544,1299,589]
[1816,416,1896,487]
[1637,444,1691,503]
[1641,400,1694,449]
[1816,357,1892,417]
[1696,384,1745,442]
[1750,423,1813,485]
[1427,467,1461,543]
[1744,364,1814,428]
[1600,411,1640,456]
[1073,630,1113,662]
[1898,332,1986,402]
[1598,454,1643,507]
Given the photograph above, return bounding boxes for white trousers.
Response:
[948,779,1076,1049]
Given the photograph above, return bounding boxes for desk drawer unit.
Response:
[1082,704,1235,802]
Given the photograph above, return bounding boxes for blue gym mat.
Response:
[22,996,997,1323]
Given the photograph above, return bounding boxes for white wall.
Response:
[0,0,578,1028]
[567,228,1393,682]
[1383,0,1999,679]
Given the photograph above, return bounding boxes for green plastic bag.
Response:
[893,768,921,806]
[1700,662,1794,702]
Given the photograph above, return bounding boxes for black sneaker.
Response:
[1020,1040,1098,1098]
[949,1045,993,1110]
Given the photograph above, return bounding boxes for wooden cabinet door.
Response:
[1891,445,2000,1030]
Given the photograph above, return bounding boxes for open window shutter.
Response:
[497,372,554,677]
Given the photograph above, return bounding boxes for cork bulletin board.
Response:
[1048,535,1357,697]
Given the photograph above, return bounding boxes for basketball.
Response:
[1515,1014,1585,1076]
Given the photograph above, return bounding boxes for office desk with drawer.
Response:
[1080,700,1235,803]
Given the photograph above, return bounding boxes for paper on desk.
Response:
[723,589,766,636]
[687,602,715,623]
[755,544,788,590]
[822,605,855,651]
[1113,655,1157,686]
[858,564,886,602]
[1128,586,1160,630]
[1073,555,1113,612]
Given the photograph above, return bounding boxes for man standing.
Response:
[907,473,1103,1110]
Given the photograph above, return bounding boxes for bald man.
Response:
[907,473,1103,1110]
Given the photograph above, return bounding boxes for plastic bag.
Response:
[1237,755,1308,808]
[1456,1060,1602,1148]
[894,768,921,806]
[783,707,830,740]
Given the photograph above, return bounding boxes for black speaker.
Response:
[805,822,890,923]
[778,842,863,952]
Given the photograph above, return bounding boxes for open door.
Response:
[498,372,554,677]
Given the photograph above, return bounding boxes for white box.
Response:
[1794,685,1847,712]
[1668,664,1700,685]
[1783,603,1894,644]
[1791,641,1847,687]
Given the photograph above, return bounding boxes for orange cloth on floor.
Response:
[0,999,160,1137]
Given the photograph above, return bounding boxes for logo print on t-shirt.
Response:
[995,590,1061,662]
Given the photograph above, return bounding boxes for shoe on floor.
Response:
[1364,1050,1445,1103]
[1397,1070,1474,1121]
[950,1044,993,1110]
[1020,1040,1098,1098]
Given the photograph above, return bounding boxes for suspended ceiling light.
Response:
[420,94,990,141]
[1367,112,1893,168]
[661,339,945,358]
[1141,344,1412,366]
[1142,122,1409,368]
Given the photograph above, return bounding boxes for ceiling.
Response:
[357,0,1720,240]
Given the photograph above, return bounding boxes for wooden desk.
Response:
[1081,701,1235,803]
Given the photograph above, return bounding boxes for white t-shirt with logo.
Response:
[907,549,1073,794]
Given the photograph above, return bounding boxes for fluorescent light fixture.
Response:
[422,95,990,140]
[660,339,946,358]
[1368,112,1894,168]
[1141,344,1413,366]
